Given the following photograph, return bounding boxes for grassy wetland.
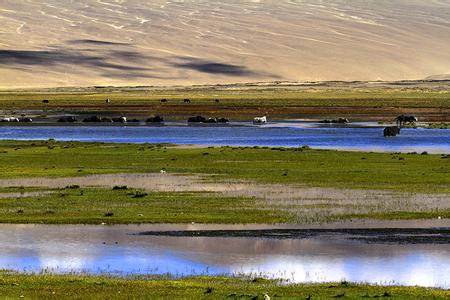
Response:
[0,89,449,296]
[0,140,448,224]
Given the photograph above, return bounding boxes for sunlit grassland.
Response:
[0,141,448,193]
[0,88,449,108]
[0,273,448,299]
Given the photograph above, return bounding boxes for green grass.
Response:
[0,188,291,224]
[0,273,448,299]
[1,186,448,224]
[0,140,448,193]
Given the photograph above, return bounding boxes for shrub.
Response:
[113,185,128,190]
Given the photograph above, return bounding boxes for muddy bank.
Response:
[1,107,449,122]
[138,228,450,244]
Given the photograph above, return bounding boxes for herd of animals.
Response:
[0,97,419,137]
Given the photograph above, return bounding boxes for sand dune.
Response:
[0,0,450,87]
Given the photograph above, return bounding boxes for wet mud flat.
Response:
[138,227,450,244]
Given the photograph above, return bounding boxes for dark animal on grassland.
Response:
[100,117,113,122]
[58,116,77,123]
[384,126,401,137]
[83,116,102,122]
[112,116,127,123]
[215,99,220,103]
[188,116,206,123]
[217,117,229,123]
[160,99,168,103]
[146,115,164,123]
[184,99,191,103]
[319,118,349,124]
[396,115,417,127]
[42,100,49,103]
[205,117,218,123]
[19,117,33,122]
[106,98,111,103]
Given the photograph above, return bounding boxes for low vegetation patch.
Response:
[0,188,290,224]
[0,274,448,299]
[426,122,450,129]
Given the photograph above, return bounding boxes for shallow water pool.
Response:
[1,224,449,288]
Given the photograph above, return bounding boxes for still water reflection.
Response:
[1,224,449,288]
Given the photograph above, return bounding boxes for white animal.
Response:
[253,116,267,124]
[1,117,19,122]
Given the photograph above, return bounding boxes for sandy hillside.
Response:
[0,0,450,87]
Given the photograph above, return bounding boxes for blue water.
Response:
[0,123,449,153]
[1,224,449,288]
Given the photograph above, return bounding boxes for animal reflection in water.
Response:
[384,126,401,137]
[253,116,267,124]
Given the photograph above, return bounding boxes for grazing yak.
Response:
[112,116,127,123]
[160,99,168,103]
[205,117,219,123]
[253,116,267,124]
[184,99,191,103]
[188,116,207,123]
[384,126,401,137]
[100,117,113,123]
[187,116,229,123]
[83,116,102,122]
[146,115,164,123]
[396,115,417,127]
[319,118,349,124]
[217,117,229,123]
[19,117,33,122]
[58,116,77,123]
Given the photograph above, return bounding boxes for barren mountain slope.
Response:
[1,0,450,87]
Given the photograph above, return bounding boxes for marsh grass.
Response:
[0,141,448,224]
[0,188,291,224]
[0,273,448,299]
[0,179,448,224]
[0,141,448,193]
